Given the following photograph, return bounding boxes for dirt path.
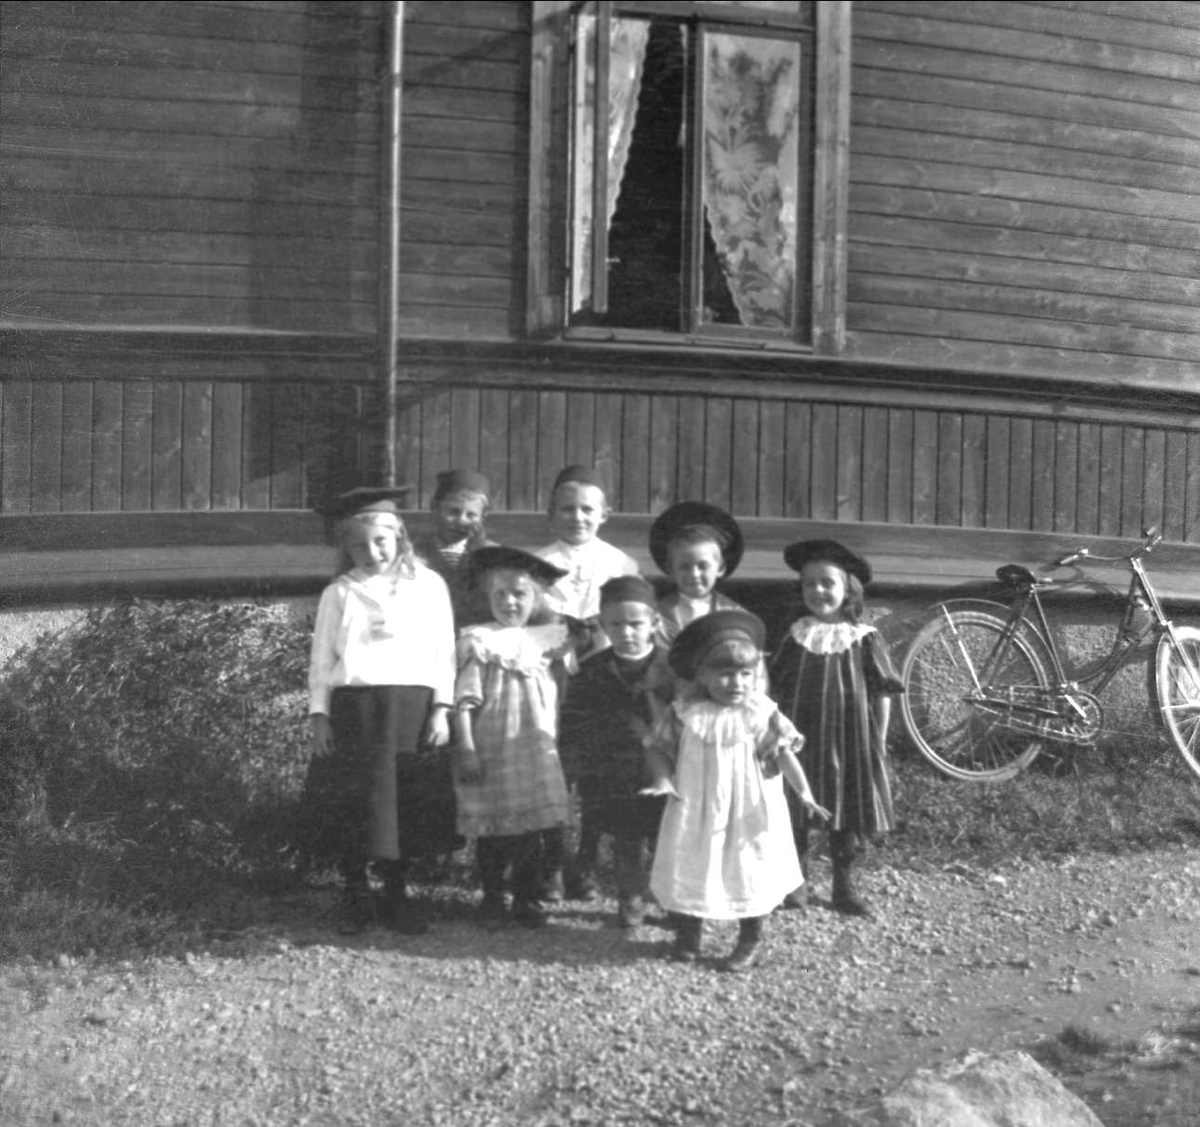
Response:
[2,847,1198,1126]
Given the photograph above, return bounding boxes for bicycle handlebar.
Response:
[1050,528,1161,569]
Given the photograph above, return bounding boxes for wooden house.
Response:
[4,0,1200,615]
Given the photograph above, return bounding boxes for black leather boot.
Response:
[723,916,764,973]
[830,831,871,917]
[671,914,703,962]
[379,859,429,935]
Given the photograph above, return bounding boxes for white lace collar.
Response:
[461,623,570,672]
[789,617,874,654]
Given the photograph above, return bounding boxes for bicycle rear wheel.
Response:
[901,607,1051,781]
[1153,625,1200,781]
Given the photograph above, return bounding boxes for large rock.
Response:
[842,1049,1106,1127]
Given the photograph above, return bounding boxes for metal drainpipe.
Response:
[381,1,404,486]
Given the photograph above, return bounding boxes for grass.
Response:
[2,596,1199,964]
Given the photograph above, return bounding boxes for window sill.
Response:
[561,325,816,356]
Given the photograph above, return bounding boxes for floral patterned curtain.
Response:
[571,14,650,317]
[701,33,800,330]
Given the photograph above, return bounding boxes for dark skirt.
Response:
[301,685,461,868]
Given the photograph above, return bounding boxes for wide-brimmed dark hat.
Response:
[468,545,568,588]
[649,501,745,577]
[668,609,766,680]
[318,485,414,521]
[433,469,491,502]
[782,539,872,585]
[599,574,659,610]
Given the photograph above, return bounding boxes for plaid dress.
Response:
[453,623,573,837]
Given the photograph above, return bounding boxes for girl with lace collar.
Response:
[451,546,575,930]
[642,610,828,973]
[769,539,904,919]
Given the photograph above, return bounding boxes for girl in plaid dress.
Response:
[451,547,575,929]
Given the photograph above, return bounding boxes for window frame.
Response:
[527,0,850,354]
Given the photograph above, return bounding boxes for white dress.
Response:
[649,695,803,919]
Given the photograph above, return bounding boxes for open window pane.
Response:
[701,32,800,331]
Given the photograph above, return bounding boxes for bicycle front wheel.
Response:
[901,607,1051,781]
[1154,625,1200,781]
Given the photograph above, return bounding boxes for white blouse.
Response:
[534,538,640,620]
[307,561,456,715]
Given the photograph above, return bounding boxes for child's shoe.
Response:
[566,869,600,902]
[380,869,430,935]
[477,894,508,931]
[511,898,547,929]
[538,869,566,904]
[336,885,376,935]
[778,886,808,911]
[722,917,763,974]
[616,896,644,929]
[670,915,702,962]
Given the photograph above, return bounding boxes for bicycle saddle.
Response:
[996,563,1038,588]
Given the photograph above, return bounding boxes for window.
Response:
[528,1,850,352]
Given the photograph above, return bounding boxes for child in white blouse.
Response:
[307,486,456,935]
[642,610,828,972]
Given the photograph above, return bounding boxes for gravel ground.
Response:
[2,846,1199,1127]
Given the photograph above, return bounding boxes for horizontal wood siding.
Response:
[847,0,1200,387]
[0,0,384,334]
[399,1,530,340]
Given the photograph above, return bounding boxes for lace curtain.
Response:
[701,33,800,330]
[570,15,650,317]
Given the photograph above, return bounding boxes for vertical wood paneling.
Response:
[2,380,33,513]
[783,401,811,518]
[269,382,303,509]
[1186,432,1200,542]
[1097,424,1123,537]
[704,398,733,510]
[810,403,838,520]
[1076,421,1101,536]
[394,396,422,498]
[759,397,787,518]
[1052,421,1078,533]
[421,390,453,503]
[983,416,1009,529]
[121,381,153,512]
[564,391,596,471]
[61,381,93,513]
[1163,429,1187,543]
[1142,427,1166,539]
[449,388,481,473]
[911,410,937,524]
[1121,427,1146,537]
[92,382,123,511]
[621,394,651,513]
[239,384,270,511]
[1030,420,1055,532]
[960,413,985,529]
[861,406,888,523]
[677,398,706,499]
[592,393,623,508]
[30,381,63,512]
[935,412,962,526]
[886,407,913,524]
[181,382,212,511]
[507,389,539,510]
[151,382,182,511]
[649,395,678,512]
[730,400,759,517]
[836,404,863,522]
[478,387,509,509]
[536,390,567,509]
[1008,418,1032,530]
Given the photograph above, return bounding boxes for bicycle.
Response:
[899,529,1200,782]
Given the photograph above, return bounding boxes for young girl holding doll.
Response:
[451,546,575,930]
[306,486,456,935]
[769,540,904,919]
[642,610,829,972]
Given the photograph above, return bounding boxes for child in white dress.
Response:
[643,610,829,972]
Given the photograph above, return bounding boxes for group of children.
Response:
[306,465,903,972]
